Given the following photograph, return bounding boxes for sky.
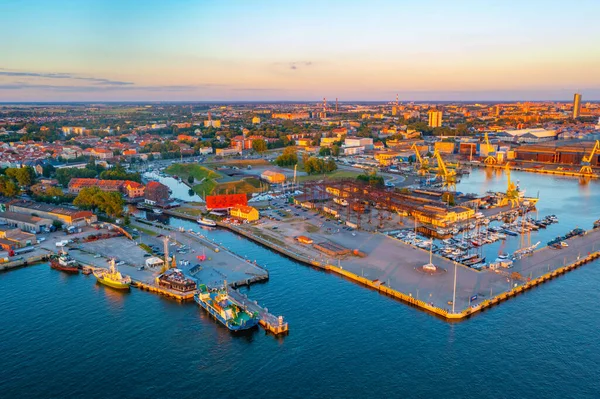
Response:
[1,0,599,102]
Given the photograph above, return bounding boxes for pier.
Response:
[221,215,600,321]
[228,288,289,335]
[468,162,599,179]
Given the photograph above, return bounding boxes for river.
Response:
[1,169,599,398]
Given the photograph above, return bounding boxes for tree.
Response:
[274,147,298,166]
[331,145,340,157]
[42,164,56,178]
[319,147,331,156]
[0,176,19,197]
[252,139,267,153]
[187,175,194,184]
[73,187,124,218]
[6,167,35,187]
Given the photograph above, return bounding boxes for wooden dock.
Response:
[228,288,289,335]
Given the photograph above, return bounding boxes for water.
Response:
[143,171,202,202]
[457,168,600,260]
[2,169,600,399]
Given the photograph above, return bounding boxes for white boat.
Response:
[153,208,163,214]
[197,217,217,227]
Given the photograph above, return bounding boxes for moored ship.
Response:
[93,259,132,290]
[194,283,259,331]
[50,251,79,273]
[197,217,217,227]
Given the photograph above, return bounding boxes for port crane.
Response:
[499,162,520,207]
[433,149,456,191]
[579,140,600,175]
[483,132,497,165]
[411,143,429,176]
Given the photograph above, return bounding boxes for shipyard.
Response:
[1,99,600,330]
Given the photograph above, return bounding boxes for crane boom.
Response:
[580,140,600,175]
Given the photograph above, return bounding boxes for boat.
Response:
[197,217,217,227]
[503,229,518,237]
[153,208,163,215]
[194,283,259,331]
[93,259,132,290]
[50,251,79,273]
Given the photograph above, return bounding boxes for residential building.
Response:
[428,110,443,128]
[204,120,222,128]
[144,181,170,206]
[215,147,241,156]
[573,93,582,119]
[229,205,259,222]
[61,126,86,135]
[252,116,261,124]
[271,112,310,120]
[344,137,373,148]
[68,178,145,198]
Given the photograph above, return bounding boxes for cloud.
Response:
[0,83,206,92]
[273,61,313,71]
[0,69,133,86]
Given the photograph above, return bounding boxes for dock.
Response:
[228,288,289,335]
[468,162,599,179]
[222,216,600,321]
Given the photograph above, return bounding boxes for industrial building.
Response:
[514,141,600,165]
[496,128,557,143]
[260,170,286,184]
[0,211,53,233]
[8,201,97,226]
[0,227,37,249]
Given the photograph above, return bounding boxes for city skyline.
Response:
[1,0,599,102]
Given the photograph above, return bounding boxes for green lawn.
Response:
[165,163,221,182]
[296,170,361,182]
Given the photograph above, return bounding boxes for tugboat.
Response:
[50,251,79,273]
[93,259,132,290]
[194,283,259,331]
[197,217,217,227]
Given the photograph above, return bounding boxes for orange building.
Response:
[205,194,248,210]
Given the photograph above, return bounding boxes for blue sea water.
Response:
[1,169,600,399]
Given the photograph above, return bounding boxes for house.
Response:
[144,181,170,206]
[229,205,259,222]
[260,170,286,184]
[122,181,145,198]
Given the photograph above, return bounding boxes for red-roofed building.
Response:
[68,178,145,198]
[205,194,248,210]
[144,181,170,205]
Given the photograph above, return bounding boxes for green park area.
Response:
[165,163,264,197]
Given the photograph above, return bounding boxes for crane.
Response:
[411,143,429,176]
[500,162,520,207]
[580,140,600,175]
[483,132,497,165]
[433,149,456,191]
